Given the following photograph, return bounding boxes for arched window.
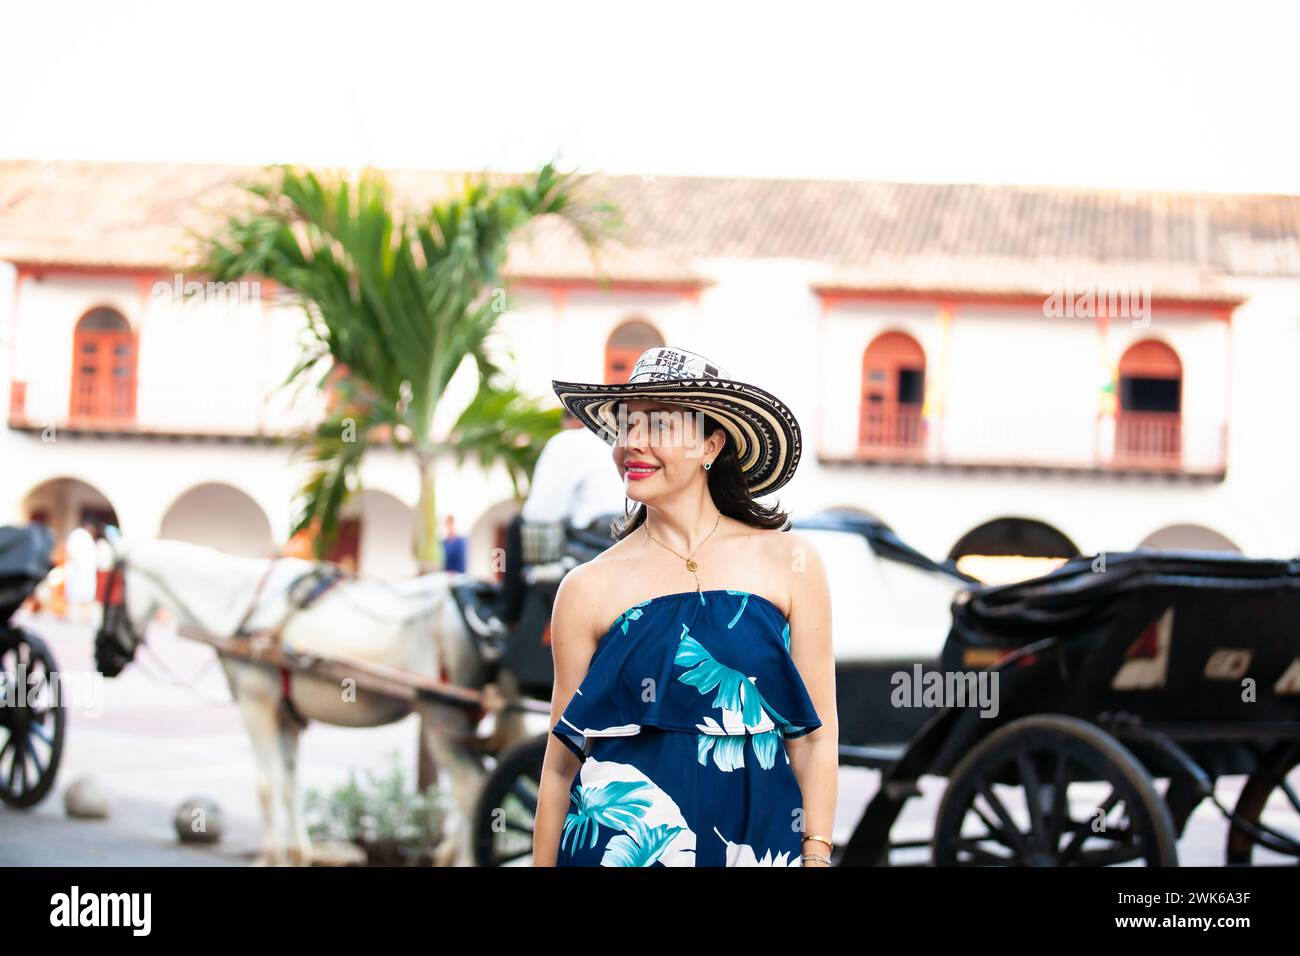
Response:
[859,331,925,452]
[1115,339,1181,464]
[604,320,664,384]
[70,307,136,423]
[948,517,1079,584]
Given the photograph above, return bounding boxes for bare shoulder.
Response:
[762,528,830,612]
[551,560,605,649]
[756,526,824,574]
[554,556,606,609]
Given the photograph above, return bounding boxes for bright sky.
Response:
[2,0,1297,194]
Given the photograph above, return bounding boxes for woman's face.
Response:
[612,398,721,502]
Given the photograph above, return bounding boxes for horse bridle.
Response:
[94,559,140,678]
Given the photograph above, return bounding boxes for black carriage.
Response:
[841,549,1300,866]
[0,523,65,809]
[473,521,1300,867]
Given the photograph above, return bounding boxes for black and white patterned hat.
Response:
[552,346,803,496]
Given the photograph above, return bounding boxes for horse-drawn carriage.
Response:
[0,523,64,810]
[29,507,1300,868]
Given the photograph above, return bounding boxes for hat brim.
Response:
[551,377,802,496]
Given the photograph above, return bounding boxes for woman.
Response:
[533,346,838,867]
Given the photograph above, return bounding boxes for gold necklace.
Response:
[644,510,723,593]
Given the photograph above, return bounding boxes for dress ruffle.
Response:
[553,588,822,763]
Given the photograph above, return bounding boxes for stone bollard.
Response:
[174,796,224,844]
[63,776,110,819]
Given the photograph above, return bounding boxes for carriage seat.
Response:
[450,577,508,642]
[0,524,54,622]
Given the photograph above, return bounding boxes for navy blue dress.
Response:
[552,588,822,867]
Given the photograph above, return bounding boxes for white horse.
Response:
[94,536,528,867]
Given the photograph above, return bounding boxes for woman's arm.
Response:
[781,532,839,866]
[531,564,600,866]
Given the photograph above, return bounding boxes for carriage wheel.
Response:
[472,733,548,866]
[932,714,1178,866]
[0,631,66,808]
[1225,741,1300,865]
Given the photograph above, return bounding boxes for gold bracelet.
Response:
[801,833,833,850]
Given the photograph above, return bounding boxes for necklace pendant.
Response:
[686,559,698,572]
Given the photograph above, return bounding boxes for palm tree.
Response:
[188,162,611,570]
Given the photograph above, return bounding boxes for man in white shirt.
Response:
[498,411,626,625]
[64,520,99,624]
[521,413,626,529]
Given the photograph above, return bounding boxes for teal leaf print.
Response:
[724,590,750,629]
[697,725,782,771]
[674,624,768,728]
[697,732,748,771]
[602,820,685,866]
[562,779,653,855]
[612,598,654,636]
[751,729,781,769]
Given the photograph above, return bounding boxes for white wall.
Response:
[3,259,1298,576]
[8,271,323,433]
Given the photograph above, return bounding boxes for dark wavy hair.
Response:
[609,409,791,540]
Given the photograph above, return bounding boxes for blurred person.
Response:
[442,514,467,573]
[64,519,98,624]
[495,409,626,628]
[94,522,114,604]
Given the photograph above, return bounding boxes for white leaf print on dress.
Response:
[568,756,697,866]
[713,826,801,867]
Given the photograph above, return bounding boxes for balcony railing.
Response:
[859,403,926,457]
[830,411,1226,476]
[7,378,321,438]
[68,381,136,425]
[1114,411,1181,466]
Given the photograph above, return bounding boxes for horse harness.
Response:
[234,561,354,728]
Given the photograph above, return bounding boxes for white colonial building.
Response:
[2,161,1299,577]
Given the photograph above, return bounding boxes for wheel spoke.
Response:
[1049,749,1072,847]
[509,778,539,813]
[1060,787,1121,863]
[970,803,1016,848]
[9,732,28,795]
[493,845,533,865]
[24,733,47,778]
[1280,779,1300,817]
[0,732,14,793]
[976,782,1031,856]
[1017,751,1050,848]
[955,838,1016,865]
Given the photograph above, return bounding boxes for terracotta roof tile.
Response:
[2,160,1299,297]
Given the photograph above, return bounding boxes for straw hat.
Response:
[551,346,803,496]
